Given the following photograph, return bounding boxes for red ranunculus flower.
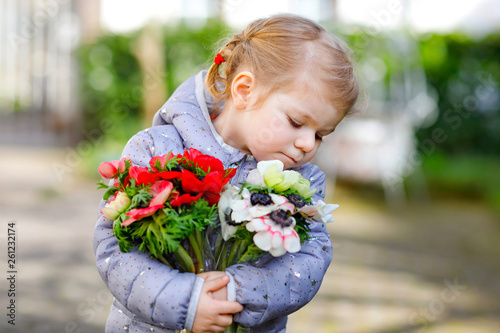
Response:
[180,169,227,205]
[129,166,160,186]
[182,148,225,174]
[157,171,182,180]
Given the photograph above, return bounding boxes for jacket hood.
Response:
[151,71,246,167]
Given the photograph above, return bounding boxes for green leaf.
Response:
[103,187,118,200]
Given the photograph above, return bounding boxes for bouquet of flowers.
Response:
[98,151,338,333]
[216,159,338,269]
[97,148,236,274]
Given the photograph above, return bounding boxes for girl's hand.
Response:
[192,274,243,333]
[198,271,228,301]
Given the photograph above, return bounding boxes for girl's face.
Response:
[239,88,343,169]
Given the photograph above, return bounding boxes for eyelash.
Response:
[288,116,323,141]
[287,116,302,128]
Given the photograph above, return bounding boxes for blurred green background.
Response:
[1,1,499,332]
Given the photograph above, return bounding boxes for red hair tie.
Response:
[214,53,225,65]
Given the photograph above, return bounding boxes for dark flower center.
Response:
[224,207,242,226]
[269,209,294,227]
[287,194,306,208]
[250,192,273,206]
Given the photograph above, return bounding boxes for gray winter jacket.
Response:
[93,71,333,332]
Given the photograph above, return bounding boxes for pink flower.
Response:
[98,157,131,179]
[98,161,118,179]
[149,180,174,206]
[121,205,164,227]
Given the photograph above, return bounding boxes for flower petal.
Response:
[246,217,268,232]
[169,193,203,207]
[121,205,163,227]
[271,232,283,248]
[253,231,272,251]
[263,163,284,188]
[246,169,264,186]
[102,192,131,220]
[98,161,118,179]
[283,231,301,253]
[149,181,173,206]
[269,242,287,257]
[222,224,238,241]
[180,169,204,193]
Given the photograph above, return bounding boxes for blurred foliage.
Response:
[77,19,230,147]
[417,33,500,156]
[414,33,499,210]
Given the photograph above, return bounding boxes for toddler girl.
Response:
[94,13,358,333]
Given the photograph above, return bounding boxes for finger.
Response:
[204,275,229,292]
[217,300,244,314]
[197,272,210,279]
[215,313,233,327]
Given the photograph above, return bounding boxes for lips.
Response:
[282,153,297,165]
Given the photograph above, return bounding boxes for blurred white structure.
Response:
[0,0,100,146]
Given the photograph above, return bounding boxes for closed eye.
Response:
[287,116,302,128]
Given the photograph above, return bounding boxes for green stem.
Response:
[214,234,223,264]
[188,230,204,273]
[196,228,205,271]
[226,239,241,268]
[156,254,174,269]
[236,239,249,259]
[224,322,236,333]
[173,246,195,273]
[216,240,230,271]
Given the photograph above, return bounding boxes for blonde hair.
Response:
[206,14,359,116]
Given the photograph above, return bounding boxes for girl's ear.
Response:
[231,71,255,110]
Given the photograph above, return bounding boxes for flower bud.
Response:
[98,161,118,179]
[291,177,316,199]
[102,192,131,220]
[273,170,300,192]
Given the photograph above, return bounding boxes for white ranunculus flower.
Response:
[246,213,301,257]
[218,186,248,240]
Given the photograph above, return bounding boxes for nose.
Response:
[294,130,316,153]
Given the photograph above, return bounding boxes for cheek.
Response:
[251,122,291,148]
[265,113,289,134]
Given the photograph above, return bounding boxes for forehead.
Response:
[274,87,341,132]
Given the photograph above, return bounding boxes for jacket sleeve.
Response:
[93,127,202,330]
[225,164,333,327]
